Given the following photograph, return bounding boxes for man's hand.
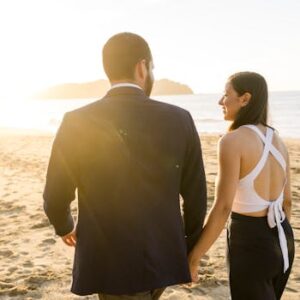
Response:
[61,229,77,247]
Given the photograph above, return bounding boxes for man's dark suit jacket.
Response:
[43,86,207,295]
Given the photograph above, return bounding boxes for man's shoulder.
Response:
[62,99,104,122]
[68,99,103,115]
[148,98,191,118]
[58,100,105,132]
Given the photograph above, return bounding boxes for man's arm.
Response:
[180,112,207,253]
[43,113,78,238]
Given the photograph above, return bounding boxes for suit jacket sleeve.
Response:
[43,113,78,236]
[180,112,207,253]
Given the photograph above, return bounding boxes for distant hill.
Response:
[152,79,193,96]
[34,79,193,99]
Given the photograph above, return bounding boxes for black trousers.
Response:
[227,212,294,300]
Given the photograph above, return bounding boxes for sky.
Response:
[0,0,300,98]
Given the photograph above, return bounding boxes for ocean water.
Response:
[159,91,300,138]
[1,91,299,138]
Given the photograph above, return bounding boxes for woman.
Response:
[188,72,294,299]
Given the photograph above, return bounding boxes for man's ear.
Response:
[240,92,252,107]
[140,59,148,79]
[135,60,147,80]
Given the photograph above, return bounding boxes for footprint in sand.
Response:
[8,266,18,274]
[286,287,298,293]
[200,259,210,267]
[2,201,14,210]
[0,281,14,289]
[29,213,44,220]
[44,238,56,244]
[9,214,18,219]
[7,286,29,297]
[291,167,300,174]
[2,204,26,214]
[17,269,31,276]
[199,266,215,275]
[0,249,14,257]
[31,219,49,229]
[23,261,34,268]
[39,238,56,247]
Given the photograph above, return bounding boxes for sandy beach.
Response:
[0,129,299,300]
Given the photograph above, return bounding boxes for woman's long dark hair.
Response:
[228,72,270,131]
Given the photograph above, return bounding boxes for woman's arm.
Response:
[188,133,241,282]
[283,151,292,221]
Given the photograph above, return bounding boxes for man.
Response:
[43,32,207,299]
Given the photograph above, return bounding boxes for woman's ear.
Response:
[240,92,252,107]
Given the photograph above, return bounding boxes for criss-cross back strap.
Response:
[241,125,289,273]
[242,125,286,180]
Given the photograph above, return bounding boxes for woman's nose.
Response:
[218,97,224,106]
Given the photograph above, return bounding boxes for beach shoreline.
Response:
[0,129,299,299]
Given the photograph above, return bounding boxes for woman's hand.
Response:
[188,258,200,283]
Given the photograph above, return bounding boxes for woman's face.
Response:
[218,81,243,121]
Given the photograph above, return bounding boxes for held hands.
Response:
[189,260,200,283]
[61,229,77,247]
[182,259,199,288]
[188,253,200,285]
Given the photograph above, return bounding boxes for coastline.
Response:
[0,129,299,299]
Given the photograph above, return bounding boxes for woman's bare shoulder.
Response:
[218,127,249,146]
[218,128,246,153]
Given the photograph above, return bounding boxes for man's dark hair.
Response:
[102,32,152,81]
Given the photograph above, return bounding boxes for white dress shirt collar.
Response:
[109,83,143,91]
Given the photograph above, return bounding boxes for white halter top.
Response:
[232,125,289,273]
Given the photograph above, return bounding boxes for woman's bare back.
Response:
[237,124,289,217]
